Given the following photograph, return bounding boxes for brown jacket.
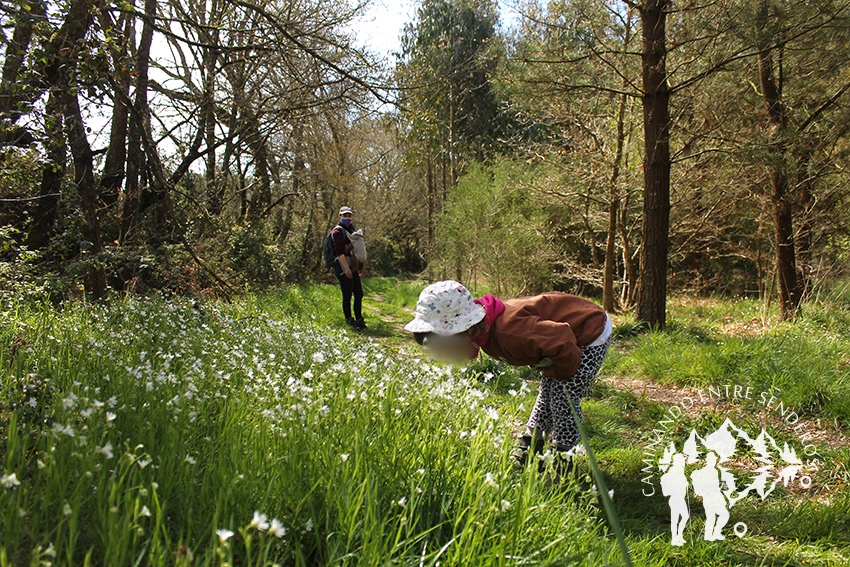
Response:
[481,292,607,380]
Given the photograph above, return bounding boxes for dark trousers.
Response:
[334,262,363,320]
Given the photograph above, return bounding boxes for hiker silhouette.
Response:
[660,452,689,546]
[691,451,730,541]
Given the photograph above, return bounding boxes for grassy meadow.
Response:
[1,279,848,566]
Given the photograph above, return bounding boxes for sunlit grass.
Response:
[0,293,623,565]
[1,284,848,566]
[605,293,850,425]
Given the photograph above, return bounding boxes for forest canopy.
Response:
[1,0,849,325]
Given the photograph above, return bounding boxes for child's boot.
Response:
[512,433,545,469]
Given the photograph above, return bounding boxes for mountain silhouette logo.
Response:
[657,418,809,546]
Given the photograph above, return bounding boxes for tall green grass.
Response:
[2,285,848,566]
[0,294,629,566]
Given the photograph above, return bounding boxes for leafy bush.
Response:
[435,161,555,296]
[226,224,284,287]
[0,226,64,306]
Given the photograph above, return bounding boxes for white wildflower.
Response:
[485,407,499,420]
[63,503,72,516]
[397,497,407,508]
[340,454,349,463]
[51,423,74,437]
[97,443,114,459]
[270,518,286,538]
[216,529,234,543]
[106,412,116,422]
[140,505,151,517]
[485,472,500,489]
[250,511,270,531]
[311,352,326,364]
[501,500,511,512]
[137,459,151,469]
[1,472,21,488]
[184,454,196,465]
[305,518,313,532]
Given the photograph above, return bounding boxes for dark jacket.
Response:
[480,292,606,380]
[332,224,358,270]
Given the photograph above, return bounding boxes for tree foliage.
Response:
[0,0,848,323]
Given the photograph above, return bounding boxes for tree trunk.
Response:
[636,0,672,328]
[426,151,435,280]
[757,0,800,320]
[202,3,219,214]
[245,118,271,222]
[100,13,132,206]
[0,0,43,121]
[55,0,105,298]
[583,190,600,268]
[64,89,106,298]
[214,83,242,216]
[795,154,814,300]
[204,94,216,207]
[121,0,156,244]
[281,124,304,243]
[36,0,105,297]
[620,186,637,308]
[25,91,64,250]
[604,90,629,313]
[300,154,319,268]
[237,153,248,221]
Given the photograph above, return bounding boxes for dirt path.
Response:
[360,293,416,348]
[599,374,847,450]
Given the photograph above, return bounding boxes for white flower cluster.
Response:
[20,294,530,556]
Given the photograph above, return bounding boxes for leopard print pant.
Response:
[526,336,611,451]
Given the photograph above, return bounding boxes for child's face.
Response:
[423,333,478,364]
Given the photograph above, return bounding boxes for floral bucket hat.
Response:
[404,280,486,335]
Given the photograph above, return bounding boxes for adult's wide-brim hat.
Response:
[404,280,486,335]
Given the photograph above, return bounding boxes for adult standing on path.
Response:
[333,206,366,329]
